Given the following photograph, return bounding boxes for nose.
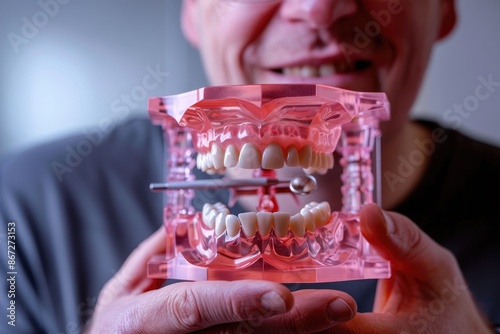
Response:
[280,0,358,29]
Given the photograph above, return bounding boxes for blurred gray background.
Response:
[1,0,499,155]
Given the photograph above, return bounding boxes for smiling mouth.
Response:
[272,60,372,77]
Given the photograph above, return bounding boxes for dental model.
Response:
[147,84,391,282]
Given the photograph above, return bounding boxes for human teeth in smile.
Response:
[197,142,333,175]
[201,201,332,238]
[281,62,355,77]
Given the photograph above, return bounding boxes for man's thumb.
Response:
[360,203,456,282]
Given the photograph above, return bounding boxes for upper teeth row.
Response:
[196,142,333,174]
[282,62,353,78]
[201,201,332,238]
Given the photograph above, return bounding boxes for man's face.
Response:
[182,0,455,131]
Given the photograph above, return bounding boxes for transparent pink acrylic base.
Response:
[147,212,390,282]
[147,84,391,283]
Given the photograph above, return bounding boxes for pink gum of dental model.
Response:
[147,84,391,283]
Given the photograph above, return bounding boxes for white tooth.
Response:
[319,63,335,76]
[310,201,331,227]
[215,211,228,236]
[321,154,329,170]
[239,212,258,236]
[310,207,327,226]
[256,212,273,236]
[202,153,208,170]
[311,152,318,168]
[203,154,211,172]
[198,154,206,171]
[312,154,327,174]
[317,153,325,169]
[324,154,331,169]
[211,143,225,170]
[213,202,229,214]
[225,214,241,237]
[304,201,319,210]
[298,144,312,168]
[303,167,315,175]
[238,143,261,169]
[206,211,218,228]
[318,201,331,215]
[202,203,217,229]
[205,152,214,169]
[224,144,239,168]
[300,209,316,232]
[202,203,214,216]
[261,142,285,169]
[301,65,318,77]
[273,212,290,238]
[290,213,305,237]
[206,168,217,175]
[196,154,203,170]
[283,67,292,76]
[316,153,326,169]
[291,66,301,76]
[286,146,299,167]
[316,168,328,175]
[326,153,334,169]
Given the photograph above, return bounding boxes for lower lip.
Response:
[258,66,378,91]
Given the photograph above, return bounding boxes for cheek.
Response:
[198,3,278,85]
[368,3,439,123]
[365,0,439,70]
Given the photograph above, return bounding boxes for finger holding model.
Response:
[326,204,493,334]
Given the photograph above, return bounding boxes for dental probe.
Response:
[149,174,317,195]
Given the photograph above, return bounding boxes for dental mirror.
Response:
[288,174,317,195]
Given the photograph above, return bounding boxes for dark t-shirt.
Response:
[1,117,499,333]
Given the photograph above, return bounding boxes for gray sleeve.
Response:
[0,119,167,333]
[0,159,54,333]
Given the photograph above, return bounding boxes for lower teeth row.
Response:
[202,201,332,238]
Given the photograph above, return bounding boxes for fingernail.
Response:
[382,210,395,234]
[260,291,287,313]
[327,298,353,321]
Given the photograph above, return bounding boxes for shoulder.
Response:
[400,120,500,225]
[0,117,162,188]
[0,117,164,226]
[417,119,500,172]
[0,117,164,331]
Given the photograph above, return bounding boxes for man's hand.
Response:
[330,203,492,333]
[86,204,491,333]
[86,227,357,333]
